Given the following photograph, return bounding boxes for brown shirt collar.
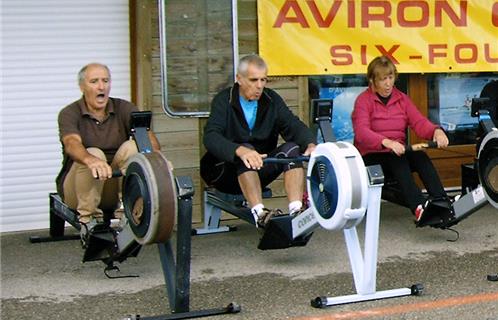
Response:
[78,96,116,120]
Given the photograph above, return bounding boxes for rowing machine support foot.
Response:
[487,274,498,282]
[411,283,424,295]
[122,302,241,320]
[310,296,328,308]
[311,286,420,308]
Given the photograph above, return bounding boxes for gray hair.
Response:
[78,63,111,85]
[237,54,267,76]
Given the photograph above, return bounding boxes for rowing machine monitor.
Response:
[131,110,152,130]
[312,98,332,122]
[131,111,153,153]
[311,98,336,142]
[471,97,491,118]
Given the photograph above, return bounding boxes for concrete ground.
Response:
[1,200,498,320]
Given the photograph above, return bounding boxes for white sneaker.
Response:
[251,210,260,228]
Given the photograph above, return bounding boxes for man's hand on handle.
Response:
[86,157,113,180]
[236,145,267,170]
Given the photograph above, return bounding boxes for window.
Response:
[427,73,498,145]
[158,0,237,117]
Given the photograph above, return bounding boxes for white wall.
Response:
[0,0,131,232]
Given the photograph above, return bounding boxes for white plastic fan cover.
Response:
[306,142,368,231]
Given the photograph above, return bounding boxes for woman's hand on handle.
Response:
[433,128,449,148]
[382,138,406,156]
[410,142,435,151]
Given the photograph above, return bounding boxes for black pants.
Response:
[200,142,302,194]
[363,151,447,212]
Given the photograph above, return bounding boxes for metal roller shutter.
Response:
[1,0,131,232]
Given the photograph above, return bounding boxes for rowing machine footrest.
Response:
[82,225,142,263]
[82,225,116,262]
[257,214,313,250]
[416,197,456,229]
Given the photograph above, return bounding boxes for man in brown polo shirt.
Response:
[56,63,160,235]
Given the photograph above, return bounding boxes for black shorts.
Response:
[200,142,302,194]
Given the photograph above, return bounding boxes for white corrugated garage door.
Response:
[1,1,131,232]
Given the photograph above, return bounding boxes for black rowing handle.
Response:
[263,155,310,164]
[94,170,123,179]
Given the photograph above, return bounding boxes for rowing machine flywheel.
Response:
[122,152,177,244]
[478,130,498,208]
[307,142,368,231]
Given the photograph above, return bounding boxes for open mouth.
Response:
[96,93,106,102]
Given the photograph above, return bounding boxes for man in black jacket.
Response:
[201,54,316,228]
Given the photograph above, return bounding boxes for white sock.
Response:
[251,203,265,217]
[288,200,302,214]
[251,203,264,227]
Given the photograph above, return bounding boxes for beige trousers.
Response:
[63,140,138,223]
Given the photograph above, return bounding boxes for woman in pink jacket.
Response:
[352,56,449,225]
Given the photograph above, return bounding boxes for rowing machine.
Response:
[31,111,239,319]
[415,99,498,230]
[473,104,498,282]
[140,106,422,307]
[266,141,423,306]
[112,123,241,318]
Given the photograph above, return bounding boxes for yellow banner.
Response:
[258,0,498,75]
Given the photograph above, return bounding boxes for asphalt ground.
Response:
[1,200,498,320]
